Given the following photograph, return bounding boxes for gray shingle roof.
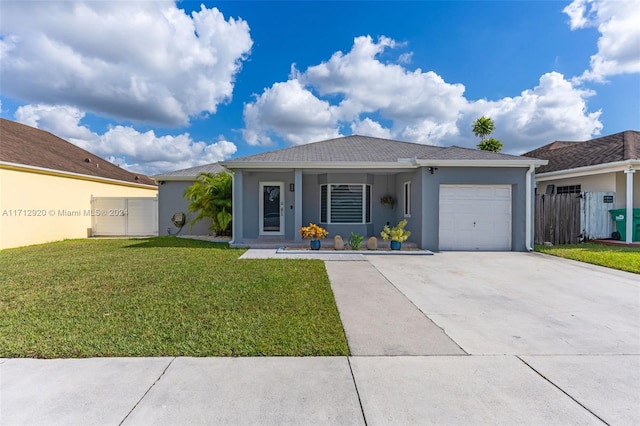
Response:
[523,130,639,173]
[0,118,156,186]
[154,162,226,179]
[224,135,534,165]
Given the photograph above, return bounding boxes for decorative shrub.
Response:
[299,223,328,240]
[380,219,411,242]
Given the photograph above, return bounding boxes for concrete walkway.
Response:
[2,251,639,425]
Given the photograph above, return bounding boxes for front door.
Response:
[259,182,284,235]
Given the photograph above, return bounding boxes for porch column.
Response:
[625,167,635,244]
[232,170,243,244]
[294,168,303,242]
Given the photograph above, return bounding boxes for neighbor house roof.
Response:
[153,162,226,181]
[523,130,640,174]
[222,135,546,169]
[0,118,156,187]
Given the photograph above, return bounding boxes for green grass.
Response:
[0,237,349,358]
[536,242,640,274]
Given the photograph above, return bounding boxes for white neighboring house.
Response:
[154,163,227,236]
[524,131,639,243]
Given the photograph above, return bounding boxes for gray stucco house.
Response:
[221,135,546,251]
[154,162,227,236]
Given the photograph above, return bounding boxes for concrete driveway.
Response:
[357,252,640,425]
[365,252,640,355]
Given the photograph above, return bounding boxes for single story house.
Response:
[221,135,547,251]
[154,162,227,236]
[524,131,639,242]
[0,118,158,250]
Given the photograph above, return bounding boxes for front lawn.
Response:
[0,237,349,358]
[536,242,640,274]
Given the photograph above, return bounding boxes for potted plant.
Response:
[299,223,328,250]
[380,195,395,208]
[380,219,411,250]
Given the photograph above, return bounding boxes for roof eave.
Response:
[153,175,202,181]
[220,161,419,169]
[414,159,548,168]
[0,161,158,189]
[535,159,640,181]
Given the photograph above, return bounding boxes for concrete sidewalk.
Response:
[1,355,612,425]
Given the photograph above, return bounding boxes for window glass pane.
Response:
[404,182,411,216]
[330,184,363,223]
[320,185,327,222]
[365,185,371,222]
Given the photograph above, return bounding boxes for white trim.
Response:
[534,160,640,181]
[222,158,547,170]
[259,182,284,236]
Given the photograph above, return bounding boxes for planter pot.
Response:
[390,241,402,250]
[310,239,321,250]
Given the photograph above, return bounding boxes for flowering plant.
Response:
[299,223,328,240]
[380,219,411,242]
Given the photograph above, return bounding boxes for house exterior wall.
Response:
[158,181,212,236]
[537,171,639,209]
[231,166,529,251]
[615,172,640,209]
[0,168,157,250]
[538,174,616,196]
[419,167,529,251]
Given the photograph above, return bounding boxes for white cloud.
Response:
[15,104,237,175]
[564,0,640,81]
[243,36,603,153]
[242,79,341,146]
[0,1,252,126]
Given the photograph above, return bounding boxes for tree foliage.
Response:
[477,137,503,153]
[472,116,502,152]
[183,172,232,236]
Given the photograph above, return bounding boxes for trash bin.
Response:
[609,208,640,242]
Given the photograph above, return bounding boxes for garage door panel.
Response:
[439,185,511,251]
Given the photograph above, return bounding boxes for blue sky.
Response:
[1,0,638,175]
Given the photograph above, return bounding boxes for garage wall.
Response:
[0,168,157,250]
[158,181,212,236]
[419,167,529,252]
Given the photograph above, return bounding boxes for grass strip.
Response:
[0,237,349,358]
[536,242,640,274]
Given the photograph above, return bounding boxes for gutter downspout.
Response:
[224,169,235,245]
[525,165,535,251]
[625,166,635,244]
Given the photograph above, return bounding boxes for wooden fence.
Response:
[534,194,581,245]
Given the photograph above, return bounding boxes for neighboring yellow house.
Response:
[0,118,158,250]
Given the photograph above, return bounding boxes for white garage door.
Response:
[439,185,512,251]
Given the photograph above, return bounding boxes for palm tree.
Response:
[472,116,503,152]
[183,172,232,236]
[472,116,495,142]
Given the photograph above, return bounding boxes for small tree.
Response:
[472,116,503,152]
[183,172,232,236]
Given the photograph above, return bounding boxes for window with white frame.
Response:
[320,184,371,223]
[404,181,411,217]
[556,184,581,194]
